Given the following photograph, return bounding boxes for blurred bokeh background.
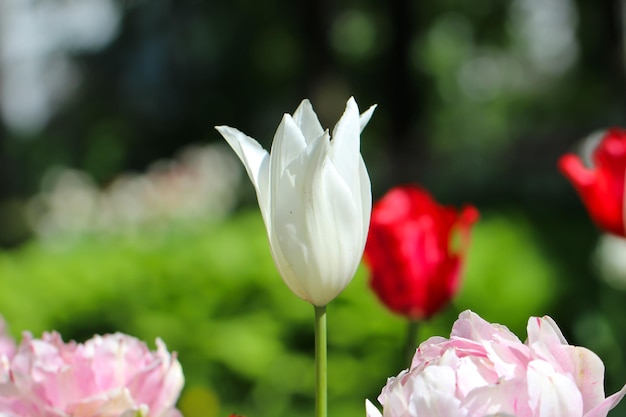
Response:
[0,0,625,416]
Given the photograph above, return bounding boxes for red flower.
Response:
[363,185,479,320]
[559,128,626,237]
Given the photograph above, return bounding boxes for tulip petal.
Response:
[292,99,324,143]
[270,114,307,179]
[558,129,626,237]
[304,157,361,305]
[359,104,377,132]
[266,113,308,233]
[330,97,361,194]
[329,99,372,254]
[267,133,329,301]
[215,126,271,224]
[357,157,372,248]
[559,154,596,188]
[271,133,360,305]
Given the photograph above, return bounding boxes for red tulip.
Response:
[559,128,626,237]
[363,185,479,320]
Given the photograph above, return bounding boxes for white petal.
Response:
[527,360,583,417]
[452,310,521,343]
[329,97,361,195]
[302,156,360,304]
[215,126,270,224]
[356,157,372,251]
[268,133,331,302]
[527,316,568,346]
[365,399,382,417]
[269,114,307,187]
[271,133,360,305]
[292,99,324,143]
[359,103,377,132]
[463,378,531,417]
[565,346,606,414]
[410,366,464,417]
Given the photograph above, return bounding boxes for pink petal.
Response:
[583,383,626,417]
[452,311,521,344]
[527,360,583,417]
[463,377,531,417]
[566,346,606,414]
[409,366,464,417]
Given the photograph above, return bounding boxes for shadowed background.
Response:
[0,0,625,416]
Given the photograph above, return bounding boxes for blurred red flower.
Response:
[363,185,479,320]
[559,128,626,237]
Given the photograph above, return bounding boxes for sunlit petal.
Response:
[292,99,324,143]
[214,126,270,224]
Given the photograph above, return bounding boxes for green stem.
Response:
[314,305,327,417]
[404,319,419,367]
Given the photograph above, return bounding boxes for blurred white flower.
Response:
[595,234,626,290]
[27,144,241,239]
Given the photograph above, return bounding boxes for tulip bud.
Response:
[216,97,375,306]
[364,185,478,320]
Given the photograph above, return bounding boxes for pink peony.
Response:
[0,332,184,417]
[367,310,626,417]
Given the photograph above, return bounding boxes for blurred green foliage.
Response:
[1,209,610,417]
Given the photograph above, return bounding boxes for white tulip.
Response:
[216,97,375,306]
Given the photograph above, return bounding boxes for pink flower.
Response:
[367,310,626,417]
[0,332,184,417]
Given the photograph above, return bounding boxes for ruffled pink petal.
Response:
[463,377,532,417]
[527,360,583,417]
